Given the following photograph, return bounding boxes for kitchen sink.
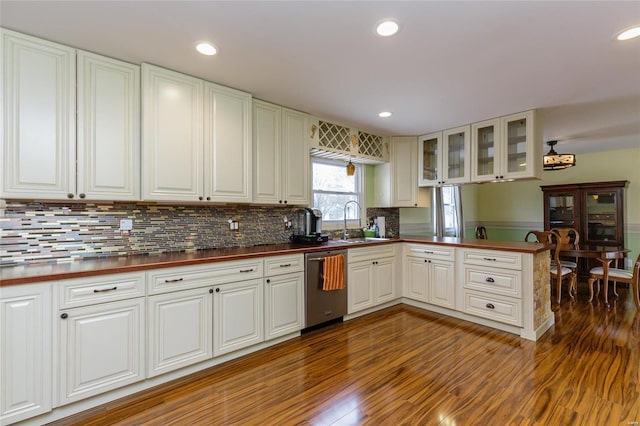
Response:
[335,237,390,244]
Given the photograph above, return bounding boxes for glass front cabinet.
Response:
[418,125,470,186]
[542,181,628,247]
[471,110,542,182]
[542,181,628,278]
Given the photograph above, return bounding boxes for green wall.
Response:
[465,146,640,268]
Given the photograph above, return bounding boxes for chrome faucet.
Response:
[343,200,361,240]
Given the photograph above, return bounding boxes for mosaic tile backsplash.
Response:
[0,201,399,266]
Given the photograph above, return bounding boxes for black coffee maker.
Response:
[292,208,329,243]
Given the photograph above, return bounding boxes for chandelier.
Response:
[543,140,576,171]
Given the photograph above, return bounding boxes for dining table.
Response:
[555,245,630,306]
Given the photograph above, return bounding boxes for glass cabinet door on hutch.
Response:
[545,190,580,229]
[584,188,623,245]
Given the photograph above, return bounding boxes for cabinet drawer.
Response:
[147,259,263,295]
[463,266,521,298]
[264,254,304,276]
[348,244,397,263]
[404,243,454,261]
[462,290,522,326]
[461,249,522,270]
[57,272,145,309]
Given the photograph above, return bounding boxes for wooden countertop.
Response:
[0,236,548,287]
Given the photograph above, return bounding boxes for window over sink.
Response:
[311,158,363,227]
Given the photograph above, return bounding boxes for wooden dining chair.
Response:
[549,229,577,304]
[587,254,640,310]
[550,227,580,276]
[524,230,554,243]
[475,226,488,239]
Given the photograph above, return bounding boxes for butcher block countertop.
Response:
[0,236,548,287]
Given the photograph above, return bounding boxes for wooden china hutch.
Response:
[541,180,628,277]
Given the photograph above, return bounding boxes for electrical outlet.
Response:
[119,219,133,236]
[228,220,239,231]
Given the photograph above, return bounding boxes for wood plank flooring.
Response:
[50,284,639,426]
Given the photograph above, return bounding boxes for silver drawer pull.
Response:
[485,277,495,283]
[240,268,254,273]
[164,278,184,283]
[486,303,495,309]
[93,286,117,293]
[483,257,497,261]
[279,263,292,268]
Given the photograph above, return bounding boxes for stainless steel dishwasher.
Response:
[304,249,348,330]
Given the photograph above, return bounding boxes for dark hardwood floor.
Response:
[50,283,639,426]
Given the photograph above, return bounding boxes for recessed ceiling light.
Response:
[617,26,640,41]
[379,111,392,118]
[196,42,218,56]
[376,20,399,37]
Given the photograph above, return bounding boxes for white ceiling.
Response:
[2,1,639,155]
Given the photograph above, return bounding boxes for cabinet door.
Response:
[281,108,310,205]
[442,125,471,185]
[58,298,145,406]
[0,283,52,424]
[204,83,252,202]
[147,288,213,378]
[348,261,375,313]
[501,110,540,180]
[77,51,140,201]
[252,100,282,204]
[471,118,500,182]
[142,64,204,201]
[391,136,419,207]
[405,256,428,302]
[543,189,580,230]
[418,132,441,186]
[213,279,264,356]
[1,29,76,199]
[429,260,455,309]
[375,257,396,304]
[583,187,623,246]
[264,272,304,340]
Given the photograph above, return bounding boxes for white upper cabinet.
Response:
[418,125,471,186]
[77,51,140,200]
[471,110,541,182]
[204,82,252,203]
[375,136,428,207]
[1,29,76,199]
[142,64,204,201]
[2,30,141,201]
[142,64,252,203]
[253,100,310,205]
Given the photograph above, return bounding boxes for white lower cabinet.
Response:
[55,273,146,406]
[0,283,52,424]
[347,245,397,314]
[404,244,455,309]
[264,254,304,340]
[147,288,213,378]
[264,272,304,340]
[213,279,264,356]
[459,248,524,327]
[57,297,145,406]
